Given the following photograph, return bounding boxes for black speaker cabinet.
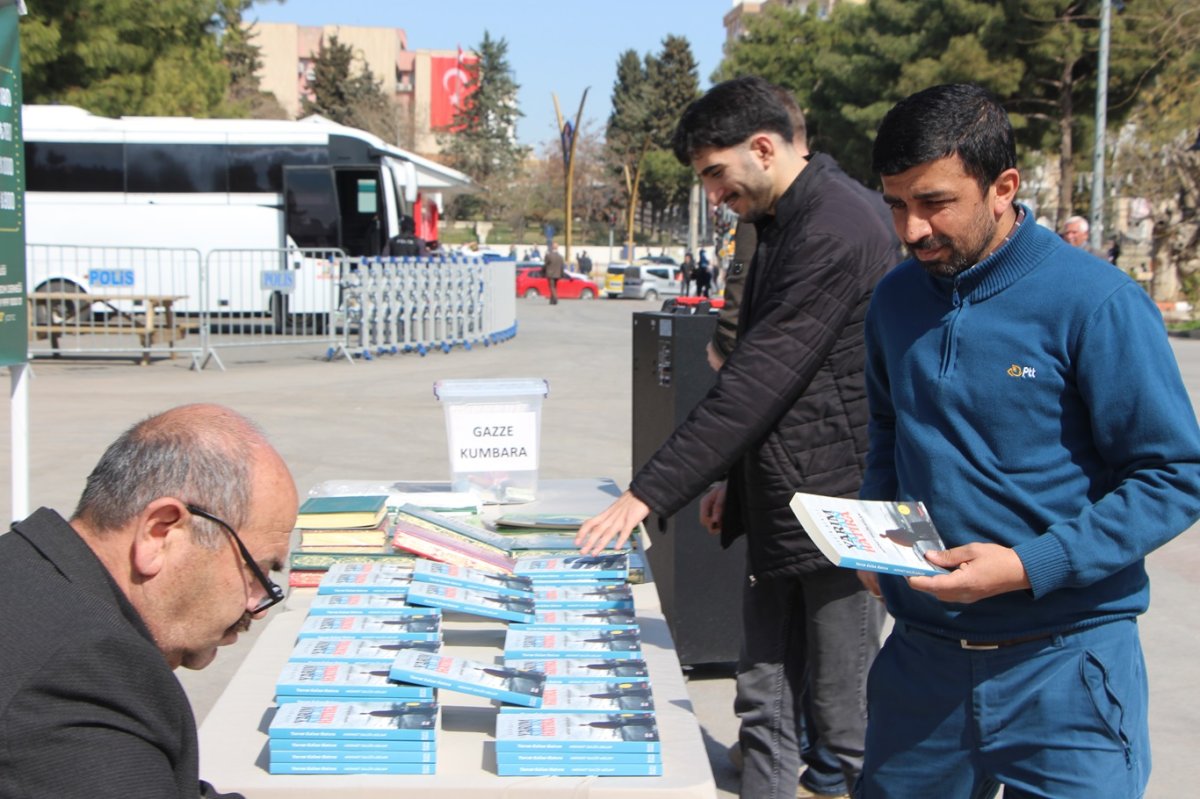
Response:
[632,309,746,665]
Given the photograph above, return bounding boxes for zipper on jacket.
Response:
[940,285,964,378]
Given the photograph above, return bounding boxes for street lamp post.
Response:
[1089,0,1111,253]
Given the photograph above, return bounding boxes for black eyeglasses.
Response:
[186,504,286,614]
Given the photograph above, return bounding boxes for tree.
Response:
[300,34,399,143]
[440,31,527,220]
[20,0,230,117]
[219,0,287,118]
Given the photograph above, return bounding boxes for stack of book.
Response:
[268,700,439,775]
[494,513,647,583]
[494,712,662,776]
[316,561,414,597]
[388,649,546,708]
[404,558,537,623]
[289,494,400,588]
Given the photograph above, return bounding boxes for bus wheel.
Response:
[33,280,86,326]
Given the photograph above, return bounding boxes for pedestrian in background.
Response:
[543,241,565,305]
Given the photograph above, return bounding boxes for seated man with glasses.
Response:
[0,403,297,798]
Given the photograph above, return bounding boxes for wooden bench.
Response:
[28,292,193,365]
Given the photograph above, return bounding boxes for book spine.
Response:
[495,740,662,753]
[275,687,435,701]
[269,749,437,763]
[496,751,660,764]
[842,555,939,577]
[494,763,662,776]
[270,738,436,752]
[267,761,436,775]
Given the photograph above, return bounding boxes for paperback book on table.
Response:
[503,658,651,683]
[289,637,439,664]
[411,557,534,597]
[497,681,654,714]
[307,592,415,615]
[788,492,950,577]
[392,516,516,575]
[268,738,436,753]
[533,583,635,610]
[388,650,545,708]
[518,608,639,630]
[270,701,439,740]
[317,562,414,595]
[268,761,437,775]
[495,762,662,777]
[495,712,661,752]
[405,579,536,624]
[295,495,389,529]
[497,750,662,764]
[297,613,442,642]
[514,553,629,581]
[396,504,516,553]
[276,661,435,701]
[270,748,437,763]
[503,628,642,660]
[493,513,591,530]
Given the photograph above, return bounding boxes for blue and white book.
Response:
[503,659,651,683]
[495,762,662,776]
[496,751,662,764]
[269,748,437,763]
[495,712,661,752]
[406,580,535,624]
[308,593,414,615]
[297,614,442,642]
[270,701,439,740]
[276,662,435,701]
[503,628,642,660]
[289,637,439,663]
[517,608,639,630]
[411,558,533,597]
[515,554,629,581]
[317,563,414,595]
[388,650,545,708]
[497,681,654,714]
[268,761,436,775]
[532,583,634,610]
[269,738,436,752]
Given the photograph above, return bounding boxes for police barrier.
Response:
[333,255,516,360]
[25,245,518,367]
[25,244,206,366]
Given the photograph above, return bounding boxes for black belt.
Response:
[905,623,1065,651]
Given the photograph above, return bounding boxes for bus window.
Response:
[127,142,228,193]
[26,141,123,192]
[284,166,340,250]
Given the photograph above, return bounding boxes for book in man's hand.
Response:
[789,492,950,577]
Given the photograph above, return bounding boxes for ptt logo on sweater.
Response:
[1007,364,1036,379]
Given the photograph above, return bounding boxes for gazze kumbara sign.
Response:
[448,410,539,472]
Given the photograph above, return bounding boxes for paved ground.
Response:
[1,295,1196,798]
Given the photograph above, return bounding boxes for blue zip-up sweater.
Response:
[861,208,1200,639]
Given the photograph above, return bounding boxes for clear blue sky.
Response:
[248,0,732,148]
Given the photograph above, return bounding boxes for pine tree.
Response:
[440,32,528,219]
[300,34,398,143]
[219,0,286,118]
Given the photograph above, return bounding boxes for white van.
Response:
[621,264,684,301]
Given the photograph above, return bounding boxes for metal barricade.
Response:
[199,248,344,370]
[333,255,495,361]
[25,244,206,366]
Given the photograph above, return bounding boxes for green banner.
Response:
[0,1,24,366]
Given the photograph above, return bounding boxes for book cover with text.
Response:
[307,593,414,615]
[503,658,651,683]
[411,558,533,597]
[406,580,535,624]
[497,681,654,714]
[297,614,442,642]
[517,608,639,630]
[789,493,949,577]
[289,637,439,663]
[276,661,435,701]
[503,628,642,660]
[533,583,634,610]
[515,553,629,581]
[388,650,545,708]
[270,701,438,740]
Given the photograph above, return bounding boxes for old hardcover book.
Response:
[298,525,389,549]
[388,650,545,708]
[789,493,949,577]
[269,701,439,740]
[295,495,389,529]
[391,519,516,574]
[396,504,515,553]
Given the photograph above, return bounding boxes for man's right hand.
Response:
[699,482,727,535]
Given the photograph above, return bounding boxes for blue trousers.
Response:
[736,566,885,799]
[858,619,1149,799]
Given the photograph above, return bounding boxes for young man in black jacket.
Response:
[576,76,896,798]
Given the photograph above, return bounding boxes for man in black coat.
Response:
[577,76,896,798]
[0,404,297,798]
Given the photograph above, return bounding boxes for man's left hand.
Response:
[906,543,1031,604]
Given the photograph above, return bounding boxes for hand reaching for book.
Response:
[575,491,651,555]
[906,543,1031,604]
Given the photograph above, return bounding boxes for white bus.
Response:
[22,105,459,322]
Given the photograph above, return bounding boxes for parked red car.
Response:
[515,264,600,300]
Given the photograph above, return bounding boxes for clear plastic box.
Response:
[433,378,550,504]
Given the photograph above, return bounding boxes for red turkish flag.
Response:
[430,48,476,130]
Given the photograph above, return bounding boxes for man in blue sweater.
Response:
[858,83,1200,798]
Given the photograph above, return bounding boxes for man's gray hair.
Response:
[72,405,265,548]
[1064,215,1089,232]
